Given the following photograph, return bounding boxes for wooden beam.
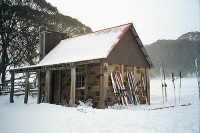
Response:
[54,70,61,104]
[8,59,101,74]
[59,70,62,104]
[69,65,76,107]
[99,63,103,108]
[84,65,88,101]
[24,72,29,104]
[99,62,108,108]
[10,72,14,103]
[146,68,150,105]
[37,72,41,104]
[45,70,52,103]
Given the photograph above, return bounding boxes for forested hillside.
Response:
[145,32,200,78]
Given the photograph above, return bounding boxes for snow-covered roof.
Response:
[8,22,153,73]
[38,23,132,66]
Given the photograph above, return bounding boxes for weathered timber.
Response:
[37,72,41,104]
[84,65,88,101]
[146,68,150,105]
[99,62,108,108]
[54,70,61,104]
[45,70,52,103]
[10,72,14,103]
[24,72,30,104]
[69,65,76,107]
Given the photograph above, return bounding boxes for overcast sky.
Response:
[46,0,200,44]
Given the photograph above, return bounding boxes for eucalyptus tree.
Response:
[0,0,92,89]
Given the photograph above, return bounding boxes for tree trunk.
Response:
[10,72,14,103]
[1,70,5,90]
[1,43,9,90]
[24,72,30,104]
[37,72,41,104]
[1,66,7,91]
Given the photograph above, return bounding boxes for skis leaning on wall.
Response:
[111,71,129,106]
[111,71,143,106]
[127,72,134,104]
[111,72,120,105]
[127,71,140,105]
[115,71,129,106]
[141,72,148,104]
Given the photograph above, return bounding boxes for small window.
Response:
[76,74,85,89]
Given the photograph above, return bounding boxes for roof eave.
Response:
[7,59,102,73]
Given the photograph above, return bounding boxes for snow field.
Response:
[0,78,199,133]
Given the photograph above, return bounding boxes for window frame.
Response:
[76,73,85,89]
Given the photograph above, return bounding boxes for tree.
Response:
[0,0,92,89]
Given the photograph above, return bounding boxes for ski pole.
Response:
[172,73,176,103]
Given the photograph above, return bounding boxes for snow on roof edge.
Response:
[38,23,133,66]
[8,23,136,72]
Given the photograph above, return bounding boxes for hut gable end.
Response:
[105,29,150,68]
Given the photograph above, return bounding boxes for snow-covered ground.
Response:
[0,78,199,133]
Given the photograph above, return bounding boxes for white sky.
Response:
[46,0,200,44]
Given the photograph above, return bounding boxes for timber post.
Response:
[58,70,62,104]
[54,70,61,104]
[10,72,14,103]
[84,65,88,101]
[45,70,52,103]
[99,62,108,108]
[24,72,30,104]
[37,71,41,104]
[69,64,76,107]
[146,68,150,105]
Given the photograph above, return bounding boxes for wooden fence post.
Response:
[24,72,29,104]
[10,72,14,103]
[69,65,76,107]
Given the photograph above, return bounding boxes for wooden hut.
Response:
[8,23,153,108]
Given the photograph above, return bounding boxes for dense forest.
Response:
[145,31,200,78]
[0,0,92,86]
